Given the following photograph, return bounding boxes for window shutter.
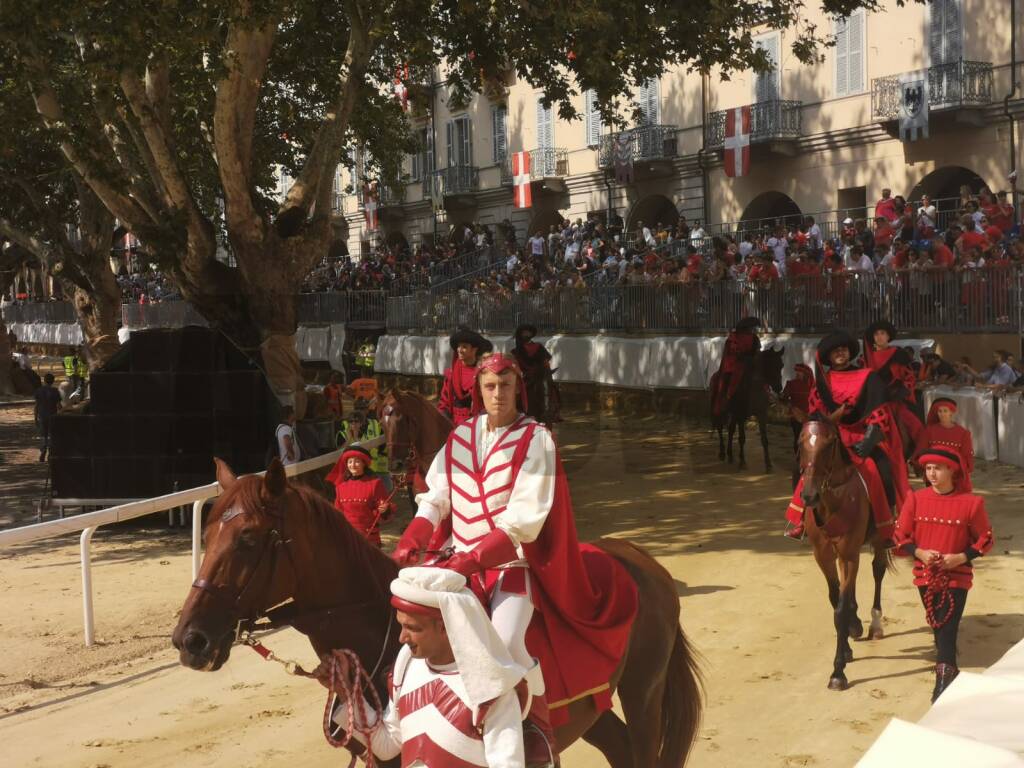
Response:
[492,106,507,164]
[425,128,434,173]
[755,35,780,102]
[834,16,849,97]
[446,121,454,166]
[585,89,602,146]
[459,117,472,166]
[847,10,865,95]
[930,0,961,65]
[944,0,961,64]
[536,98,553,149]
[636,79,660,125]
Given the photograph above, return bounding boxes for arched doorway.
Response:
[906,166,988,205]
[526,209,565,238]
[384,230,410,255]
[739,191,802,232]
[626,194,679,233]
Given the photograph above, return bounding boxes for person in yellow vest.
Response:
[338,408,392,493]
[355,341,376,376]
[62,349,89,398]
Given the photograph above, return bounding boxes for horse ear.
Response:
[263,457,288,499]
[214,457,237,491]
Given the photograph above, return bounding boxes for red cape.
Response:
[523,452,638,725]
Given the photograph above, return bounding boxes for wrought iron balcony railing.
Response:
[422,165,480,198]
[499,148,569,184]
[871,60,994,120]
[358,183,403,209]
[596,125,678,168]
[704,100,802,149]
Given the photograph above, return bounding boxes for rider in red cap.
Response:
[894,448,993,702]
[438,328,493,426]
[393,352,637,766]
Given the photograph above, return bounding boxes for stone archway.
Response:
[526,209,565,238]
[906,166,988,205]
[625,194,679,233]
[739,191,803,231]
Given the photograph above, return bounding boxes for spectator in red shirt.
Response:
[874,188,899,222]
[747,252,779,284]
[685,246,703,279]
[991,191,1015,234]
[873,216,895,252]
[956,213,988,254]
[930,234,956,269]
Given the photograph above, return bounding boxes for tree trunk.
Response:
[69,262,122,370]
[0,315,13,395]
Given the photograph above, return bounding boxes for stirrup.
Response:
[784,523,806,542]
[523,721,557,768]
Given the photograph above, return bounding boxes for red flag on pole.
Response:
[512,151,532,208]
[363,182,379,230]
[723,105,751,178]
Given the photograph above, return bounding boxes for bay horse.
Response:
[377,388,452,495]
[172,458,703,767]
[711,347,785,472]
[797,416,893,691]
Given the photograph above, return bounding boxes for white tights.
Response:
[490,571,537,684]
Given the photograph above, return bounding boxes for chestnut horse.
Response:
[711,347,785,473]
[377,388,452,494]
[173,459,703,768]
[797,417,893,691]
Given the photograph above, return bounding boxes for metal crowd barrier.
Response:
[386,268,1024,335]
[2,301,79,324]
[121,301,209,329]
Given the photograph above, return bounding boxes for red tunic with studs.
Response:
[893,487,994,589]
[324,471,393,546]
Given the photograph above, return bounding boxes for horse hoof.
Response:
[844,648,854,663]
[848,620,864,639]
[828,676,849,691]
[868,628,885,640]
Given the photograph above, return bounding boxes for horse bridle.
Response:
[380,402,416,489]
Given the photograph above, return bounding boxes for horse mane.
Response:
[393,389,451,429]
[212,474,397,601]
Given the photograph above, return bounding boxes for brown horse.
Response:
[377,388,452,491]
[711,347,786,473]
[173,459,703,767]
[797,417,893,691]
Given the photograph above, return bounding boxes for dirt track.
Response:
[2,406,1022,768]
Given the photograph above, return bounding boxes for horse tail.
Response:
[657,624,703,768]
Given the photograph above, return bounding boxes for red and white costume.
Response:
[332,568,528,767]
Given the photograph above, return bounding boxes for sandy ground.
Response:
[2,404,1023,768]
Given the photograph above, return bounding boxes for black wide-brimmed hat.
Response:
[449,328,493,353]
[864,319,897,342]
[514,323,538,339]
[818,330,859,363]
[734,317,761,332]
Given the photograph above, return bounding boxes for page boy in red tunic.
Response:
[915,398,975,488]
[786,331,909,542]
[325,445,395,547]
[438,328,493,426]
[894,448,993,702]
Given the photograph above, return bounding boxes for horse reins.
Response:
[923,562,954,629]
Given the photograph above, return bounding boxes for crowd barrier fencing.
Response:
[0,436,382,647]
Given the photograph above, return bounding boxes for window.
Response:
[347,147,362,189]
[536,97,553,149]
[636,78,660,125]
[446,116,472,167]
[492,105,508,164]
[410,127,433,181]
[834,10,865,97]
[584,89,603,147]
[929,0,961,66]
[754,33,780,103]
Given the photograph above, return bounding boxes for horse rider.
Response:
[861,320,924,451]
[785,330,910,544]
[710,317,761,417]
[780,363,814,454]
[319,567,531,767]
[512,324,560,424]
[438,328,493,426]
[894,448,993,702]
[393,352,636,766]
[914,398,975,488]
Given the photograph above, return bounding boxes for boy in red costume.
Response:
[786,331,909,543]
[710,317,761,416]
[915,398,975,487]
[325,445,395,547]
[861,320,924,451]
[894,448,994,701]
[438,328,493,425]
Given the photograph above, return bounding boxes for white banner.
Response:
[899,70,929,142]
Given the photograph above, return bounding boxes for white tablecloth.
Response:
[997,393,1024,468]
[922,386,998,461]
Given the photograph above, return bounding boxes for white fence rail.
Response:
[0,436,383,646]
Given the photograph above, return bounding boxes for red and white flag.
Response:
[723,105,751,178]
[363,182,379,230]
[511,151,532,208]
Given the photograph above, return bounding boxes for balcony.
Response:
[597,124,678,171]
[705,100,802,155]
[871,60,994,128]
[359,183,405,220]
[500,148,569,191]
[422,165,480,207]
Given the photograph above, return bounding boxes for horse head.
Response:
[172,458,302,671]
[380,389,415,485]
[798,416,841,510]
[761,345,786,394]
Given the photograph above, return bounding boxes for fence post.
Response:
[81,526,98,646]
[192,498,207,580]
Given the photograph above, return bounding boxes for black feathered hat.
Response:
[449,328,493,353]
[817,330,859,364]
[734,317,761,332]
[865,319,898,343]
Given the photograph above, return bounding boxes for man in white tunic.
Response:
[393,353,558,766]
[321,567,529,767]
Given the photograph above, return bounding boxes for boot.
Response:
[784,522,805,541]
[523,695,557,768]
[931,663,959,703]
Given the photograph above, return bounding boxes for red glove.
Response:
[441,529,518,577]
[392,517,435,565]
